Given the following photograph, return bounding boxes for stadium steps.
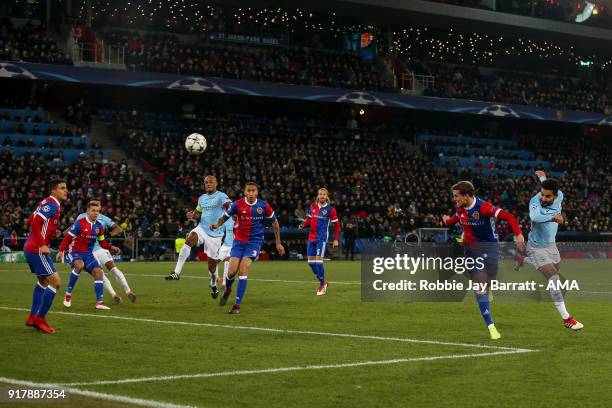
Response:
[89,117,191,207]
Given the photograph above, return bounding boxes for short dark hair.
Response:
[541,178,559,195]
[451,181,475,196]
[244,181,258,189]
[88,200,101,208]
[49,178,66,192]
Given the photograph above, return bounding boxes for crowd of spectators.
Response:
[104,29,395,92]
[106,110,611,243]
[417,62,612,114]
[0,18,71,65]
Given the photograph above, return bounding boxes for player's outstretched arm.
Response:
[57,234,74,262]
[210,216,226,231]
[272,219,285,256]
[442,214,460,226]
[496,209,524,244]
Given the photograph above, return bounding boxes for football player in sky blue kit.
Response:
[166,175,231,300]
[61,200,136,307]
[515,171,583,330]
[211,182,285,314]
[299,188,340,295]
[443,181,524,340]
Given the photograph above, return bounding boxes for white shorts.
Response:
[192,225,223,259]
[93,249,114,267]
[217,245,232,261]
[525,243,561,269]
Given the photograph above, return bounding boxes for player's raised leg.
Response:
[166,230,198,280]
[220,256,241,307]
[103,257,136,303]
[540,263,583,330]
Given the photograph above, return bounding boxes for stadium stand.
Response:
[0,18,71,65]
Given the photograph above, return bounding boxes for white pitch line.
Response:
[62,350,530,387]
[128,273,361,285]
[0,376,199,408]
[0,306,533,352]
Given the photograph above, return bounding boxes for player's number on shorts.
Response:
[317,248,321,256]
[252,250,257,257]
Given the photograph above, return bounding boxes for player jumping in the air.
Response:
[299,188,340,295]
[57,201,121,310]
[443,181,524,340]
[515,171,583,330]
[211,182,285,314]
[24,178,68,334]
[61,201,136,307]
[165,175,231,300]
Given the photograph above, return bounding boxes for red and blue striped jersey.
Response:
[306,203,339,242]
[62,217,108,253]
[454,197,501,243]
[224,198,276,244]
[24,196,61,253]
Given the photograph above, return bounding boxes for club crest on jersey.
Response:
[256,207,263,214]
[473,212,480,220]
[321,209,328,215]
[95,227,100,234]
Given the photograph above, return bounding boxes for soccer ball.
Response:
[478,104,520,118]
[336,91,385,106]
[185,133,207,155]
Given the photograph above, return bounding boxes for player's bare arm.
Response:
[110,224,123,237]
[272,219,285,255]
[210,217,226,231]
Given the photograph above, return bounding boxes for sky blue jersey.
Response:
[528,190,563,245]
[197,191,230,238]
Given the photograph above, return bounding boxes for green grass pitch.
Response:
[1,260,611,408]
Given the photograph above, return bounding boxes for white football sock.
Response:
[223,261,229,281]
[111,267,131,293]
[549,275,570,319]
[102,273,117,297]
[174,244,192,274]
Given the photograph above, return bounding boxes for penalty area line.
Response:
[62,350,532,386]
[0,376,199,408]
[0,306,536,353]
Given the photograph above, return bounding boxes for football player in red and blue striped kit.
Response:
[24,178,68,334]
[299,188,340,295]
[443,181,524,340]
[57,201,121,310]
[211,182,285,314]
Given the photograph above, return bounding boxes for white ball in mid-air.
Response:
[185,133,207,155]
